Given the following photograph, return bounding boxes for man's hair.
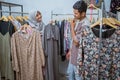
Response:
[73,0,87,13]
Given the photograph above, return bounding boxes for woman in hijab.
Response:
[28,10,45,36]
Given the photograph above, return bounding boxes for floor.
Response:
[58,56,69,80]
[0,56,69,80]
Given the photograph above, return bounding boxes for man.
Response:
[66,1,90,80]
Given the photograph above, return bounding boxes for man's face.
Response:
[35,12,42,22]
[73,9,81,20]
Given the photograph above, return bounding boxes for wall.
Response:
[4,0,76,24]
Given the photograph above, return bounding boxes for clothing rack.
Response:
[51,11,73,20]
[0,1,28,17]
[51,10,99,20]
[97,2,103,80]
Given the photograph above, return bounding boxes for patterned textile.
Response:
[64,21,71,55]
[110,0,120,14]
[77,26,120,80]
[71,18,90,66]
[11,29,45,80]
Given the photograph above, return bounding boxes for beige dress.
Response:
[11,29,45,80]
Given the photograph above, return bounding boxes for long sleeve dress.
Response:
[11,29,45,80]
[43,24,60,80]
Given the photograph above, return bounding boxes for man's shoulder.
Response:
[82,18,90,27]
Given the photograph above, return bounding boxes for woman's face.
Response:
[35,12,42,22]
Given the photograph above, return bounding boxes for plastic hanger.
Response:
[0,16,8,21]
[88,4,98,9]
[7,16,13,21]
[107,18,120,26]
[16,16,23,22]
[90,18,117,29]
[10,16,16,21]
[19,23,33,34]
[22,16,29,20]
[104,18,117,28]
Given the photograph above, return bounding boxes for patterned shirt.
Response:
[70,18,90,66]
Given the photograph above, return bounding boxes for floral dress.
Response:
[77,26,120,80]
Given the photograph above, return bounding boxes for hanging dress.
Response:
[43,24,60,80]
[11,29,45,80]
[77,25,120,80]
[0,21,15,80]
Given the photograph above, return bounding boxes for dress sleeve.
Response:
[11,34,19,72]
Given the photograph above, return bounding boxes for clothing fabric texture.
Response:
[68,18,90,80]
[110,0,120,14]
[70,18,90,66]
[0,21,15,80]
[60,20,65,56]
[11,20,22,30]
[11,29,45,80]
[43,24,60,80]
[77,25,120,80]
[59,20,65,61]
[64,21,72,56]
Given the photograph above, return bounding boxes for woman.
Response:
[28,10,45,36]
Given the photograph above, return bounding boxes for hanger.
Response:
[104,18,117,28]
[90,18,117,29]
[88,4,98,9]
[7,15,15,21]
[22,16,29,21]
[16,16,23,22]
[10,16,16,21]
[7,16,13,21]
[0,16,8,21]
[19,23,33,34]
[107,18,120,26]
